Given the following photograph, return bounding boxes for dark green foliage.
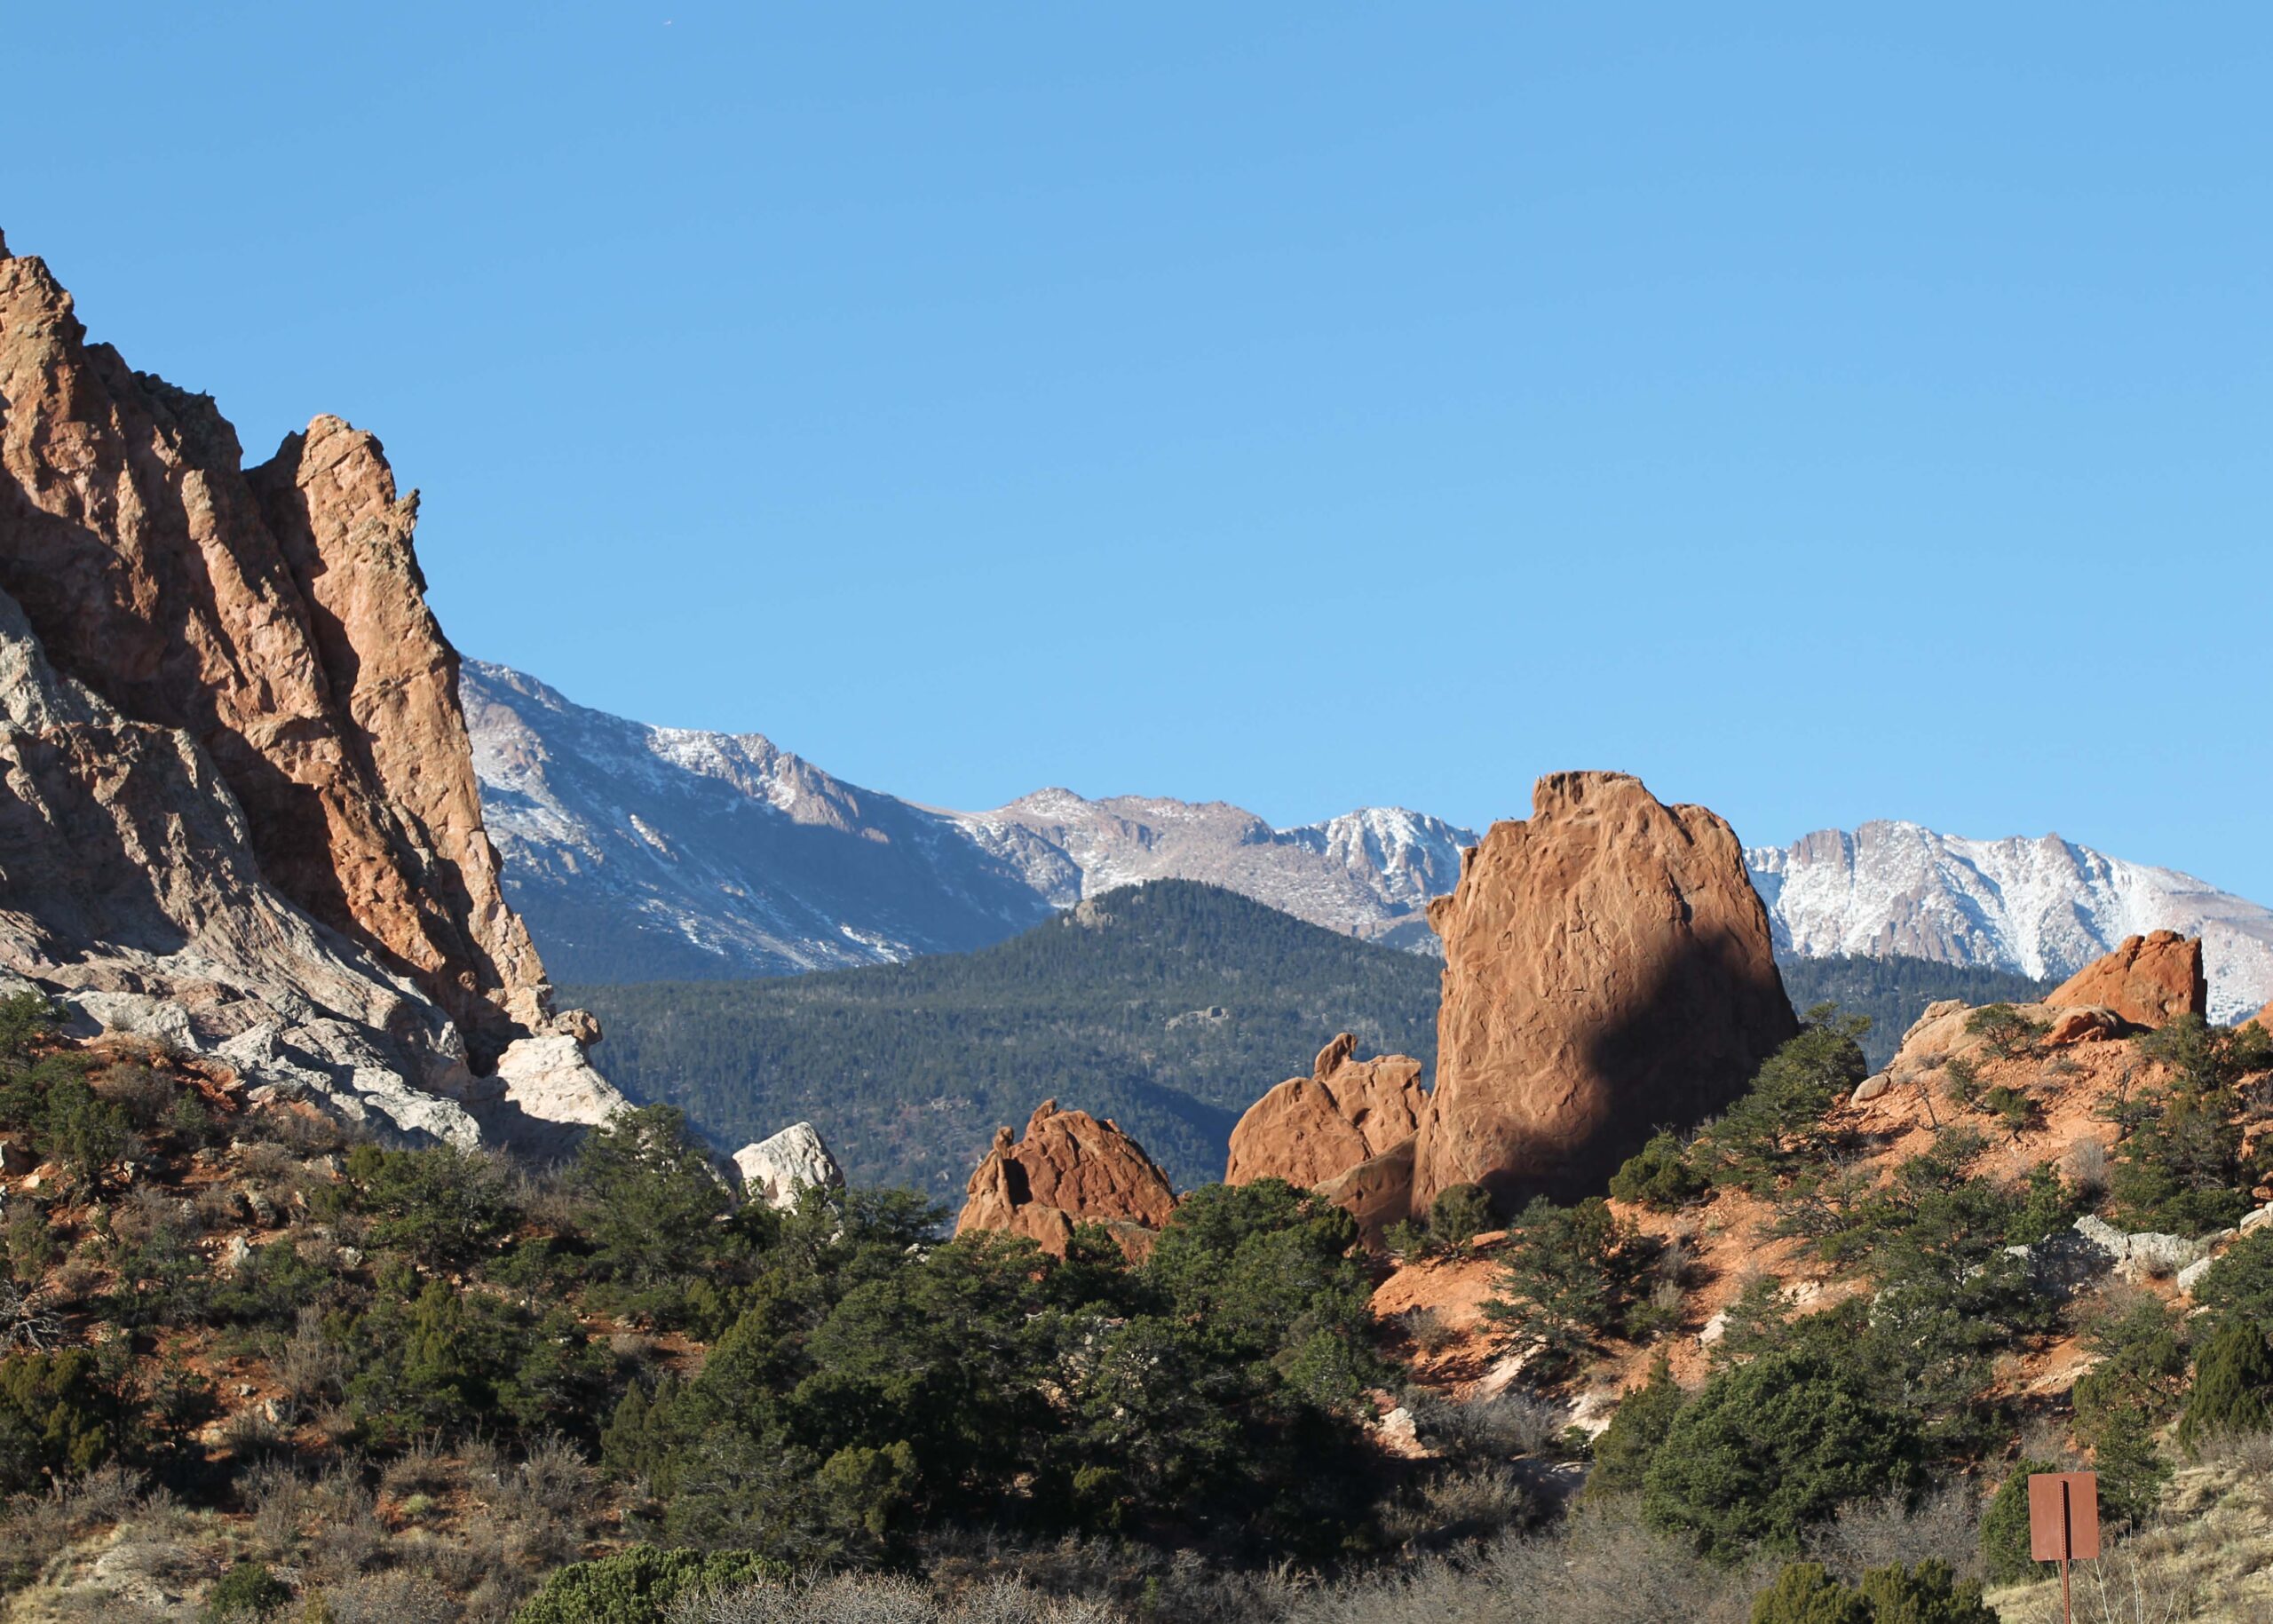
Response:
[2006,1161,2080,1247]
[2190,1230,2273,1334]
[1698,1011,1871,1193]
[1774,960,2055,1071]
[1483,1197,1635,1380]
[2105,1016,2266,1236]
[627,1178,1378,1562]
[2071,1294,2185,1525]
[511,1545,788,1624]
[566,1105,738,1327]
[203,1237,333,1328]
[1749,1564,1870,1624]
[339,1269,604,1445]
[1642,1347,1922,1560]
[566,881,1441,1191]
[1854,1562,1997,1624]
[0,1349,124,1492]
[39,1072,126,1178]
[1427,1182,1494,1245]
[1964,1004,2047,1061]
[346,1142,522,1271]
[2177,1318,2273,1451]
[1584,1350,1683,1501]
[1979,1461,2063,1584]
[202,1559,290,1620]
[1609,1130,1707,1208]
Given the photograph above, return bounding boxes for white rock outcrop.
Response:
[733,1121,845,1209]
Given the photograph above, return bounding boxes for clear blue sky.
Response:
[12,6,2269,899]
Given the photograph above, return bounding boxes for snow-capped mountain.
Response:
[465,663,2273,1016]
[1746,822,2273,1025]
[463,663,1479,982]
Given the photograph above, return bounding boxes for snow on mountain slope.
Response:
[1745,822,2273,1025]
[465,663,2273,1014]
[463,664,1479,982]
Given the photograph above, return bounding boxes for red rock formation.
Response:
[956,1099,1179,1259]
[1411,772,1797,1213]
[2255,999,2273,1033]
[0,230,569,1068]
[2046,931,2206,1030]
[1225,1033,1428,1191]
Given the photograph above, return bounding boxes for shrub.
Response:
[1699,1012,1870,1192]
[2190,1229,2273,1334]
[1482,1197,1628,1380]
[1642,1348,1922,1560]
[1584,1350,1683,1501]
[1749,1563,1868,1624]
[347,1142,521,1271]
[204,1558,292,1620]
[2177,1318,2273,1452]
[511,1545,788,1624]
[1609,1132,1707,1209]
[0,1348,125,1492]
[1428,1183,1495,1246]
[1964,1005,2047,1061]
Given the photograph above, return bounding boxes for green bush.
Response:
[1750,1564,1868,1624]
[1609,1131,1707,1208]
[1583,1349,1683,1501]
[1482,1197,1628,1380]
[0,1348,125,1492]
[1979,1459,2062,1584]
[1964,1004,2047,1061]
[2188,1229,2273,1334]
[1428,1182,1495,1245]
[511,1545,788,1624]
[347,1141,521,1271]
[2177,1318,2273,1452]
[1698,1012,1870,1192]
[203,1559,291,1620]
[1751,1559,1994,1624]
[1642,1347,1922,1560]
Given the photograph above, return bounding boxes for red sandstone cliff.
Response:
[1411,772,1796,1212]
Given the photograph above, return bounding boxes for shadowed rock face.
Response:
[956,1099,1179,1259]
[2047,931,2206,1029]
[1411,772,1798,1213]
[0,228,616,1145]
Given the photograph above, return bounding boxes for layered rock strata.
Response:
[1412,772,1797,1211]
[0,228,619,1145]
[955,1099,1178,1259]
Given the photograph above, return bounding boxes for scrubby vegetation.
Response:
[1771,958,2057,1070]
[4,983,2273,1622]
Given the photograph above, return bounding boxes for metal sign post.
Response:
[2028,1471,2101,1624]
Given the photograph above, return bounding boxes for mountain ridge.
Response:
[465,662,2273,1021]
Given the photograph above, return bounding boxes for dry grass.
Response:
[1987,1449,2273,1622]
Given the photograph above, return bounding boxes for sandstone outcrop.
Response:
[955,1099,1178,1258]
[1224,1033,1430,1191]
[733,1121,846,1209]
[1411,772,1797,1211]
[2046,931,2206,1029]
[0,228,618,1145]
[2257,1000,2273,1033]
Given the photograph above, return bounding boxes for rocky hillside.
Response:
[0,230,617,1150]
[464,662,1476,982]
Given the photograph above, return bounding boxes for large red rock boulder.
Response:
[2254,999,2273,1033]
[2047,931,2206,1029]
[1224,1033,1429,1191]
[955,1099,1179,1259]
[1411,772,1797,1213]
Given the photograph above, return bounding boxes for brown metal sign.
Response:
[2029,1470,2101,1561]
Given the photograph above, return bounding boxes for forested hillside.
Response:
[570,881,1442,1192]
[1777,955,2056,1068]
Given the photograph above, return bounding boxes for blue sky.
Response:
[12,6,2270,899]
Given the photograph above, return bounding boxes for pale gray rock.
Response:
[733,1121,846,1208]
[2070,1214,2212,1283]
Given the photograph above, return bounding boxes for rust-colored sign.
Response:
[2028,1471,2101,1562]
